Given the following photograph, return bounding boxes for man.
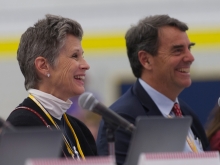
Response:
[96,15,209,165]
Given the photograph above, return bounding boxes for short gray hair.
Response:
[17,14,83,90]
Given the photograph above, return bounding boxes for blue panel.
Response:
[179,80,220,126]
[120,80,220,126]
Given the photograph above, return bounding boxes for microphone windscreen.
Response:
[78,92,97,110]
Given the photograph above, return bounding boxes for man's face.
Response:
[151,26,195,96]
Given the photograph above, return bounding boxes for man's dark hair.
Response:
[125,14,188,78]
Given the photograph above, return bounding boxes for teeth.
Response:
[178,68,190,73]
[74,76,85,80]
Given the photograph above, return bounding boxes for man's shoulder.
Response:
[109,87,147,117]
[110,88,137,106]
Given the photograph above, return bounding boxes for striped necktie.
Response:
[172,102,198,152]
[172,103,182,117]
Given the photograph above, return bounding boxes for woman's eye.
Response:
[72,54,78,58]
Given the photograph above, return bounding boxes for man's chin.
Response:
[182,82,192,88]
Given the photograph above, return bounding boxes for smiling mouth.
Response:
[74,75,85,80]
[177,68,190,73]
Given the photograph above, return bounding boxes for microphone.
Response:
[0,117,16,133]
[78,92,135,133]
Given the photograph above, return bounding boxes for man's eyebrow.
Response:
[189,42,196,47]
[171,44,184,50]
[172,45,184,49]
[171,42,196,50]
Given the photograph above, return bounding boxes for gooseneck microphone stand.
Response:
[106,127,116,156]
[104,118,119,157]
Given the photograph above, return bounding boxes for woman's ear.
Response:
[34,56,50,77]
[138,51,152,70]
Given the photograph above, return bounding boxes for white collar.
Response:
[27,89,72,120]
[138,78,178,117]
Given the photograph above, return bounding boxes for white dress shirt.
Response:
[138,78,203,152]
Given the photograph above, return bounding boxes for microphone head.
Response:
[78,92,98,110]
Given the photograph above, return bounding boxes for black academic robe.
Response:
[7,97,97,158]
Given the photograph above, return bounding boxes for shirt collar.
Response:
[138,78,178,117]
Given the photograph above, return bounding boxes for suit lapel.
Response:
[179,102,199,138]
[132,79,163,116]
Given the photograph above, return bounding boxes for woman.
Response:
[7,14,97,159]
[206,100,220,151]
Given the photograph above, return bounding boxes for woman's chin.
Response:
[73,88,85,97]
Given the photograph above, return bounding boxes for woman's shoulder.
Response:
[6,97,47,127]
[7,109,45,126]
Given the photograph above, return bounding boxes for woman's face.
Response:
[48,34,90,101]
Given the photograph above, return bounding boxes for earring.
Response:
[47,73,50,78]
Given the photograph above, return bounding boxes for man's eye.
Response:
[175,49,182,52]
[173,49,182,55]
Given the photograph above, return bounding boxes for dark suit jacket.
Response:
[96,80,209,165]
[7,97,97,157]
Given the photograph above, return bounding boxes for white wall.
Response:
[0,0,220,119]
